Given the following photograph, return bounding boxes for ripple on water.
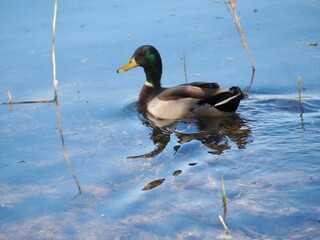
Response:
[243,94,320,113]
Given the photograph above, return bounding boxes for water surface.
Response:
[1,0,320,239]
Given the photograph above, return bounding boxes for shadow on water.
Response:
[123,101,252,159]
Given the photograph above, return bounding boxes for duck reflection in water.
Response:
[128,106,252,159]
[117,45,251,158]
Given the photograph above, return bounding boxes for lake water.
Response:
[1,0,319,239]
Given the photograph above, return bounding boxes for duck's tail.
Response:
[210,86,247,112]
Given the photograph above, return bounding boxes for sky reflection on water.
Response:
[1,0,320,239]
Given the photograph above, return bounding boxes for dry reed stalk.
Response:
[8,90,13,102]
[225,0,255,90]
[1,86,55,105]
[52,0,81,196]
[219,214,231,235]
[55,100,82,196]
[1,0,81,196]
[52,0,58,100]
[8,90,13,111]
[1,99,55,105]
[0,95,55,105]
[0,1,58,105]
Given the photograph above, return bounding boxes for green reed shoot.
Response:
[183,53,188,83]
[221,176,227,206]
[297,75,305,128]
[298,76,302,103]
[220,176,230,235]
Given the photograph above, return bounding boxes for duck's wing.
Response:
[184,82,220,89]
[157,82,221,101]
[157,82,245,112]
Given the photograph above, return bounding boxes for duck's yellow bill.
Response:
[117,58,138,73]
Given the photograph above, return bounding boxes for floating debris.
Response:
[173,170,182,177]
[188,162,198,166]
[142,178,165,191]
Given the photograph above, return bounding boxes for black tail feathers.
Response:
[199,86,246,112]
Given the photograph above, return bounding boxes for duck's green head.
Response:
[117,45,162,87]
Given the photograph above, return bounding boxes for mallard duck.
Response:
[117,45,247,120]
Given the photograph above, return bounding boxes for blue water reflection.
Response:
[1,0,320,239]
